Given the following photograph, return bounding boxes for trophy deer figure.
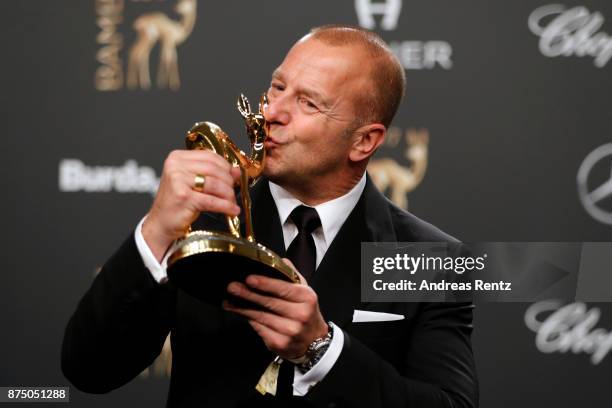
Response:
[185,94,269,241]
[368,128,429,210]
[127,0,197,90]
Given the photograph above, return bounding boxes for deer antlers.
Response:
[237,93,268,147]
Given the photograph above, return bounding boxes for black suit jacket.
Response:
[62,176,478,408]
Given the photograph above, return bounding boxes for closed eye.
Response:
[299,97,318,111]
[271,83,285,92]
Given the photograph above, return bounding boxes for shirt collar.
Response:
[268,173,366,245]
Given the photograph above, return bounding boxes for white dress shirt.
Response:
[134,173,366,396]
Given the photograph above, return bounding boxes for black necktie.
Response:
[286,205,321,281]
[276,205,321,399]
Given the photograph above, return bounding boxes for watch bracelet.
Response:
[297,321,334,374]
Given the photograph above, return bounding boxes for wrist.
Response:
[142,215,176,262]
[288,321,334,373]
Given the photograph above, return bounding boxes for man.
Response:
[62,25,478,407]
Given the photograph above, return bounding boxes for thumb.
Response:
[282,258,307,285]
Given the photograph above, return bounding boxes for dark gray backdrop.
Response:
[1,0,611,407]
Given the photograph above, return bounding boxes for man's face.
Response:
[262,38,371,187]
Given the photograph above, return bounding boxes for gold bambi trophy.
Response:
[167,93,299,306]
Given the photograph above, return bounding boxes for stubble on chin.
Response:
[262,158,282,184]
[262,159,300,189]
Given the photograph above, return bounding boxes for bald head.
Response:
[303,25,406,128]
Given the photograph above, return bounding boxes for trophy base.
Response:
[167,230,299,307]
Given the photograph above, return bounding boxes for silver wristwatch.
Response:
[290,321,334,373]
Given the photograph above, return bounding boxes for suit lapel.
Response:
[311,175,398,328]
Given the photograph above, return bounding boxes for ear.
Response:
[349,123,386,162]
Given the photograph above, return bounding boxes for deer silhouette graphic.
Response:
[127,0,197,90]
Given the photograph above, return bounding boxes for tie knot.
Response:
[289,205,321,234]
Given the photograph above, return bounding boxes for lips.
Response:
[264,136,281,149]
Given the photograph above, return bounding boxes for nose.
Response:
[264,92,290,125]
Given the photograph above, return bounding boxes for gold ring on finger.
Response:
[193,174,206,192]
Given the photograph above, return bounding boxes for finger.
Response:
[227,281,298,315]
[183,150,232,168]
[184,160,235,187]
[190,190,240,216]
[282,258,307,285]
[248,320,292,352]
[173,170,235,203]
[244,275,310,302]
[165,150,232,179]
[224,301,300,337]
[180,149,234,171]
[190,174,236,203]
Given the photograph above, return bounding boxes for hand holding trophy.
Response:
[167,93,299,306]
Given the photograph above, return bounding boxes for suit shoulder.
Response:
[387,201,459,243]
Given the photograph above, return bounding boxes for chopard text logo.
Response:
[528,4,612,67]
[525,300,612,365]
